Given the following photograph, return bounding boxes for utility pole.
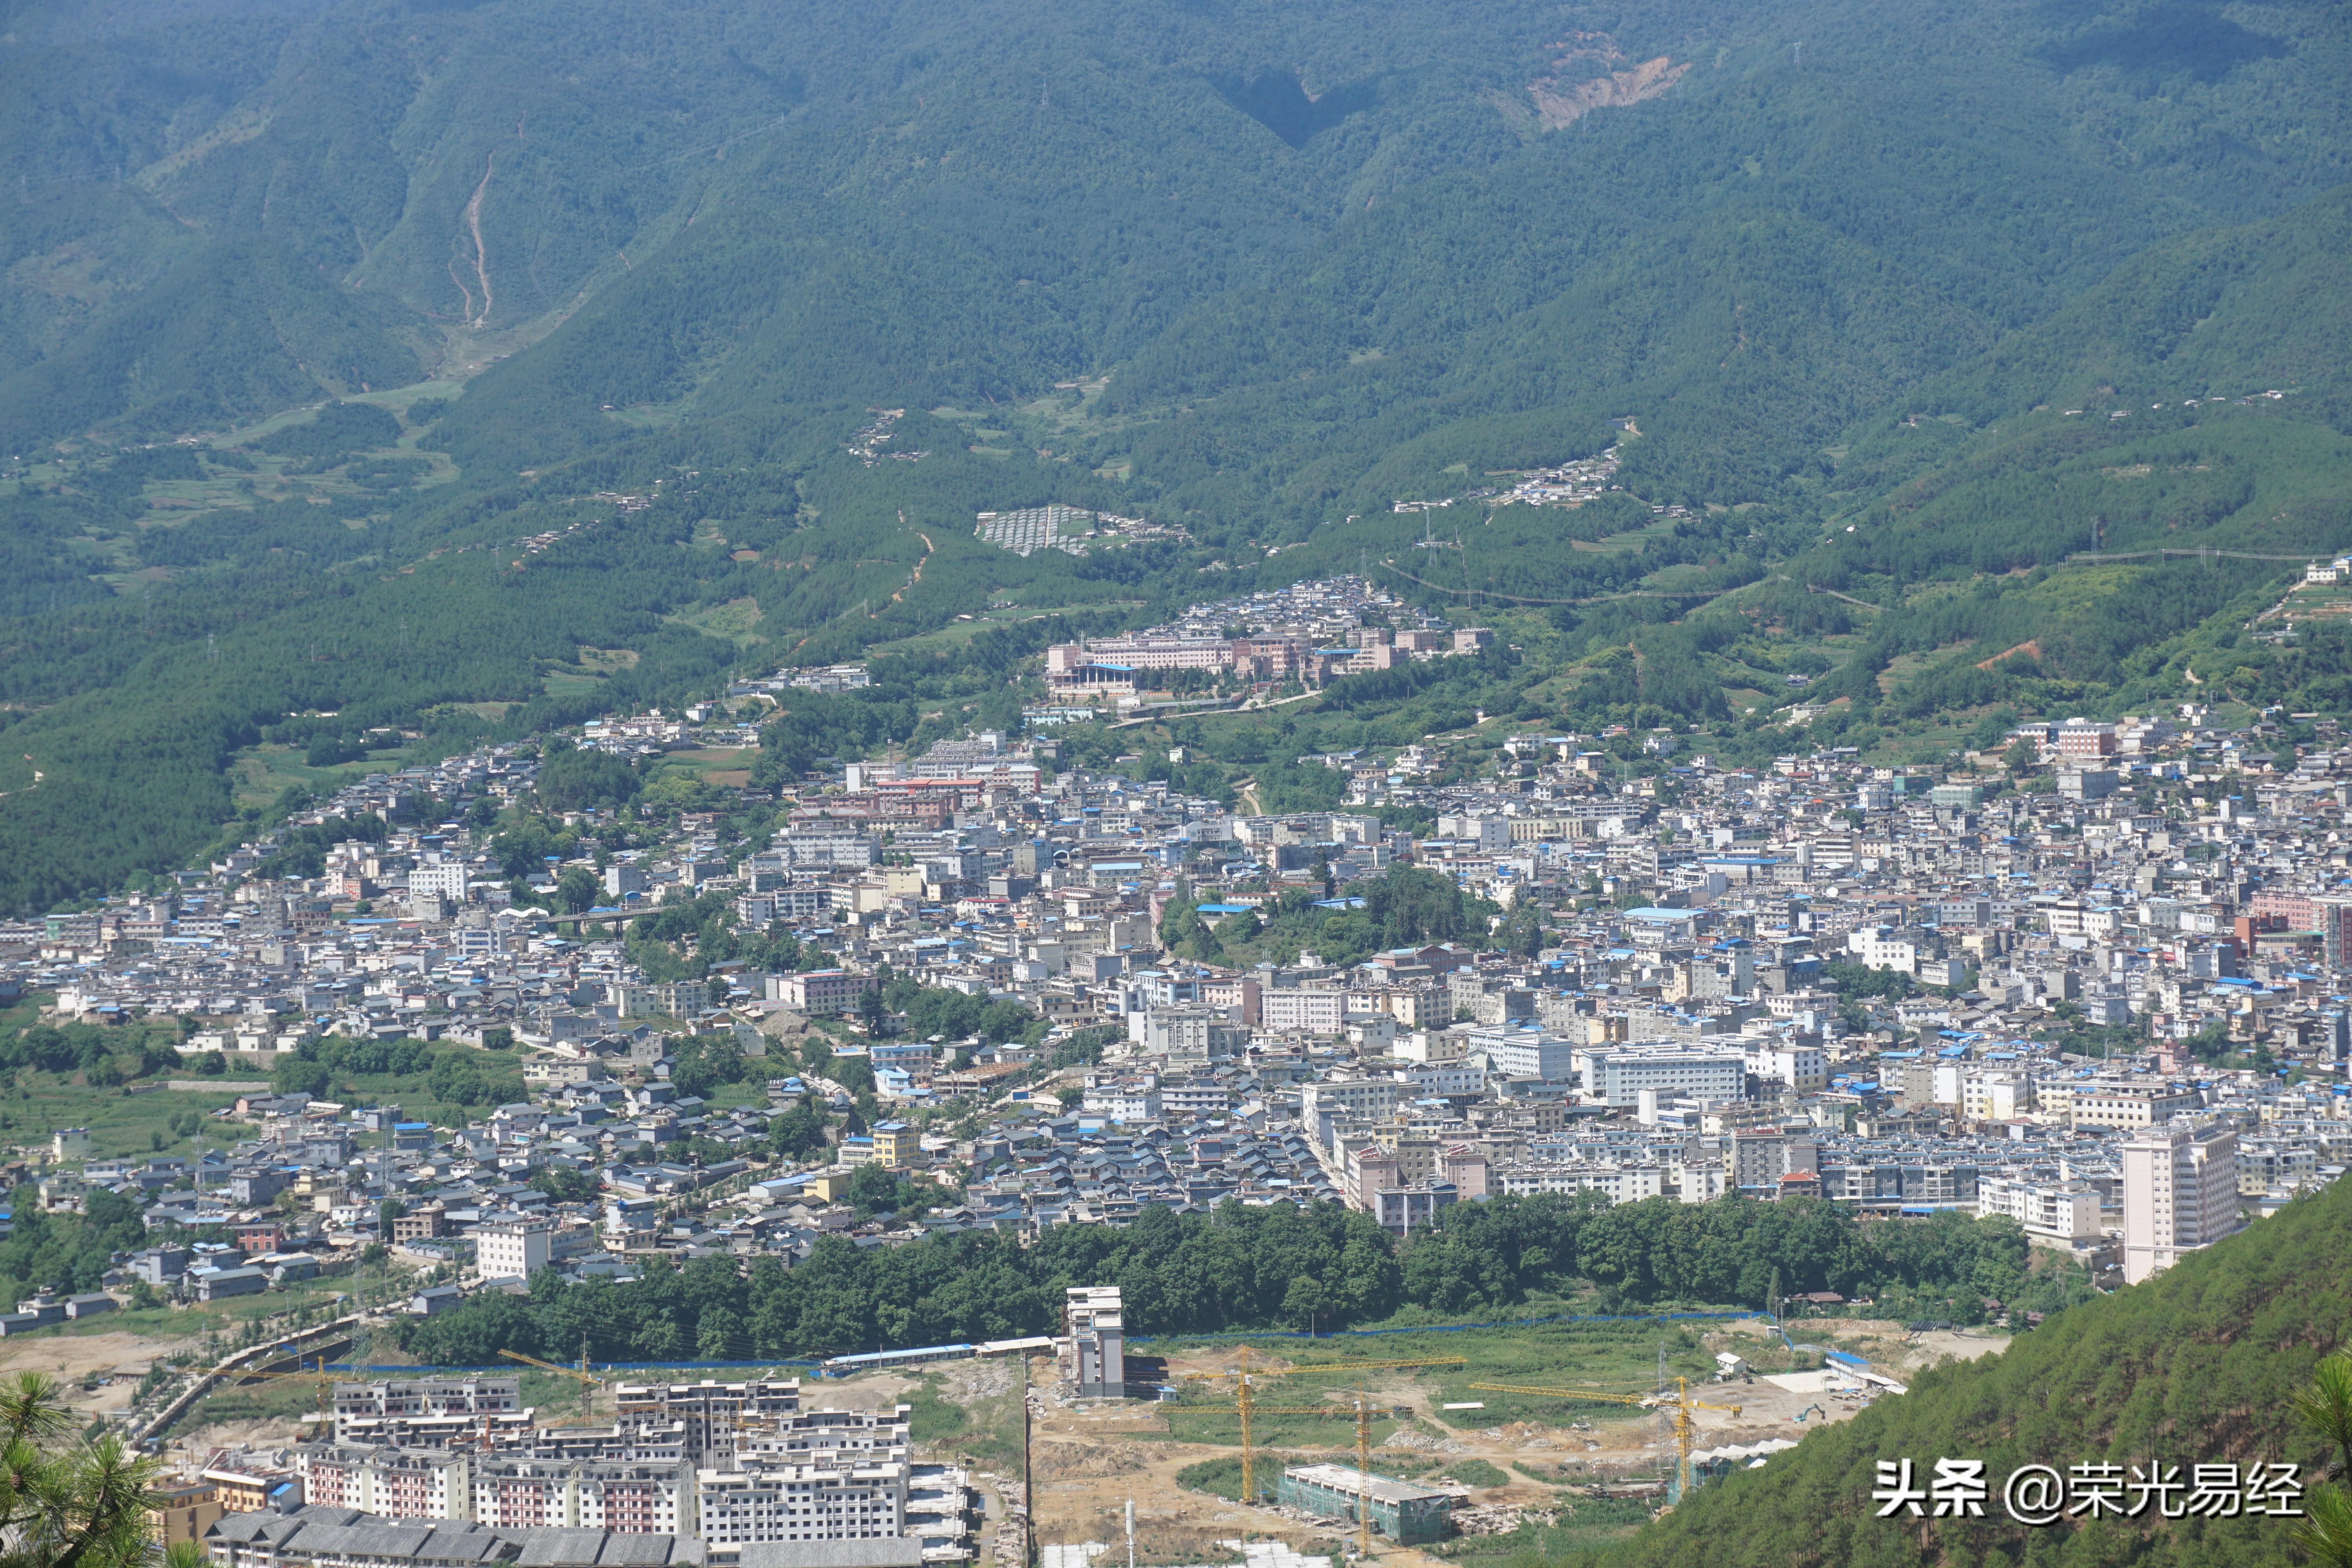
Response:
[1022,1353,1037,1568]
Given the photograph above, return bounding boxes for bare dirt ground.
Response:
[1014,1320,2013,1564]
[0,1326,204,1423]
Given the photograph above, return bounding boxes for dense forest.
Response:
[396,1191,2081,1363]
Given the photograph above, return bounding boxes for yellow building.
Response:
[151,1479,224,1544]
[871,1122,922,1170]
[201,1468,283,1515]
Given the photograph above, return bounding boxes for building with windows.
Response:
[1976,1176,2101,1249]
[1062,1286,1127,1398]
[769,970,880,1015]
[475,1222,552,1283]
[614,1380,803,1463]
[693,1459,907,1546]
[1470,1028,1577,1084]
[1585,1049,1746,1108]
[1276,1466,1454,1544]
[2123,1121,2242,1284]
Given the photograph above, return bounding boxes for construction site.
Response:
[52,1287,2005,1568]
[983,1295,2005,1568]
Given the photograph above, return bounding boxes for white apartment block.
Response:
[1063,1285,1127,1397]
[739,1406,912,1464]
[2122,1121,2242,1285]
[1127,1007,1246,1061]
[1961,1071,2035,1123]
[1259,989,1347,1034]
[1396,1061,1487,1097]
[2073,1086,2203,1131]
[296,1446,468,1520]
[1300,1078,1403,1126]
[296,1447,697,1534]
[1495,1164,1668,1203]
[1847,926,1922,975]
[615,1379,803,1461]
[1976,1176,2101,1247]
[1476,1028,1579,1083]
[1587,1049,1746,1108]
[475,1459,694,1534]
[695,1459,907,1546]
[768,969,879,1014]
[332,1379,521,1426]
[475,1221,552,1283]
[1743,1044,1826,1094]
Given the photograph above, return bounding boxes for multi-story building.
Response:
[769,970,879,1015]
[1472,1028,1578,1084]
[475,1222,552,1283]
[2122,1121,2242,1284]
[694,1458,907,1546]
[332,1380,521,1434]
[1258,989,1347,1034]
[1586,1049,1746,1108]
[2073,1086,2203,1131]
[615,1380,802,1462]
[296,1446,470,1521]
[1976,1175,2101,1248]
[1062,1286,1126,1397]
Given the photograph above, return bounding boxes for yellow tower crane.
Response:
[1216,1351,1466,1553]
[1467,1380,1743,1503]
[203,1355,339,1423]
[497,1347,606,1387]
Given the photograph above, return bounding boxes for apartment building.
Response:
[295,1447,470,1521]
[1975,1175,2101,1248]
[1259,988,1347,1034]
[1585,1049,1746,1108]
[475,1221,552,1283]
[2073,1085,2203,1131]
[1472,1028,1578,1084]
[695,1459,907,1546]
[769,970,880,1015]
[332,1380,521,1435]
[2122,1121,2242,1285]
[615,1380,804,1462]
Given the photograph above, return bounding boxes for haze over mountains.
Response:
[8,0,2348,493]
[2,0,2351,911]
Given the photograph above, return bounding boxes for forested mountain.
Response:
[2,0,2351,910]
[1604,1171,2352,1568]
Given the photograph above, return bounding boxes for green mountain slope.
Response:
[1605,1177,2352,1568]
[2,0,2352,909]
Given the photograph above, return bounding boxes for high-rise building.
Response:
[1062,1287,1126,1398]
[2122,1121,2241,1285]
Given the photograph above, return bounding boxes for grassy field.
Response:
[8,1076,244,1163]
[666,597,767,645]
[649,748,759,790]
[1153,1317,1762,1449]
[903,1365,1027,1471]
[228,742,412,809]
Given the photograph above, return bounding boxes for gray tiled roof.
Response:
[735,1543,926,1568]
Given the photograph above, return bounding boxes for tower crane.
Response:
[203,1355,339,1421]
[1467,1380,1742,1503]
[497,1347,606,1387]
[1205,1350,1466,1554]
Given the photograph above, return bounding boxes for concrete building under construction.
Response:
[1275,1465,1454,1544]
[1060,1286,1126,1397]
